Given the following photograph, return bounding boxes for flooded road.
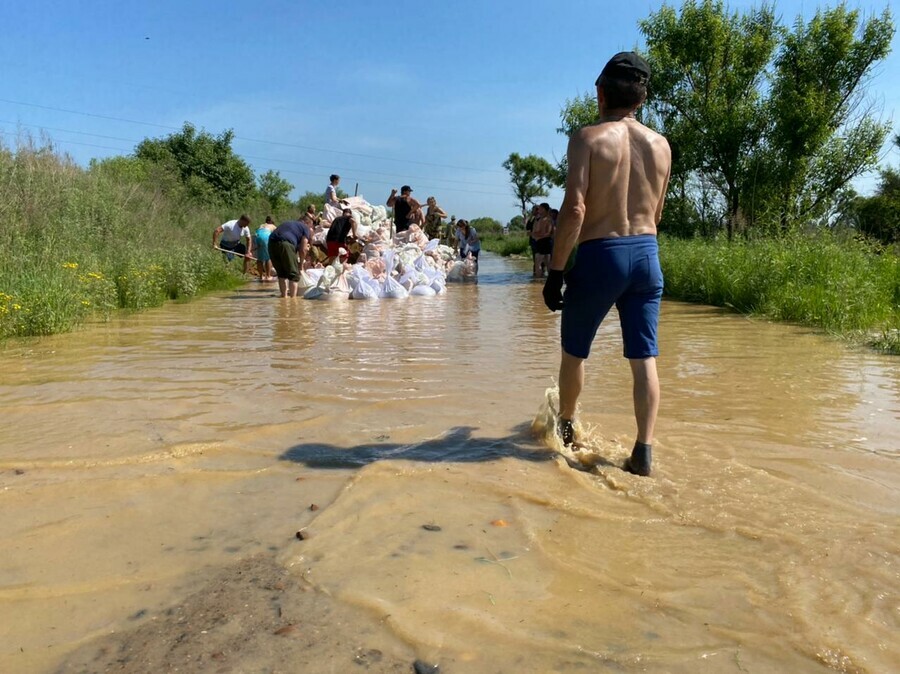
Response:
[1,252,897,673]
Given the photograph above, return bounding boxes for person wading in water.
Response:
[543,52,671,477]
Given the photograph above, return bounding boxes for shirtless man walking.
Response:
[542,52,671,477]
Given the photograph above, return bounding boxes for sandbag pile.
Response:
[301,196,475,300]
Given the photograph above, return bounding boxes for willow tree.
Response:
[762,6,894,230]
[640,0,779,238]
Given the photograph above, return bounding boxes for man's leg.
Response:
[288,280,299,297]
[558,349,585,446]
[626,357,659,476]
[277,277,287,297]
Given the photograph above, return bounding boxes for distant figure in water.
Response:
[456,219,480,273]
[254,216,277,281]
[543,52,671,477]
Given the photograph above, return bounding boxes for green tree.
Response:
[508,214,525,231]
[761,5,894,230]
[135,122,256,206]
[257,170,294,212]
[850,134,900,244]
[502,153,560,219]
[641,0,779,239]
[469,217,504,235]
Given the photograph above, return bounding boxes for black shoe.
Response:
[624,442,652,477]
[558,418,575,448]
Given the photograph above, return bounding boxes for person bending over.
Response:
[213,214,252,274]
[543,52,671,477]
[268,216,312,298]
[325,207,359,260]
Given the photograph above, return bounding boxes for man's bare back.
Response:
[578,118,671,241]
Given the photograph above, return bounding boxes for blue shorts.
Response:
[561,235,663,360]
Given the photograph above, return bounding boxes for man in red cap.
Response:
[543,51,672,477]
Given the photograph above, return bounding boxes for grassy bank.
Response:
[480,233,530,257]
[482,231,899,353]
[660,235,900,353]
[0,142,245,339]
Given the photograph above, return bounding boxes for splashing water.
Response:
[531,385,625,471]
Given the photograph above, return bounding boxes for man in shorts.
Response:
[213,215,252,274]
[268,215,312,298]
[543,52,671,477]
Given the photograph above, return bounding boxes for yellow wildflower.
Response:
[12,304,21,310]
[81,300,90,306]
[62,262,79,269]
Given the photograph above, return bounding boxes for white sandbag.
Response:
[424,238,439,252]
[343,195,373,215]
[446,261,465,282]
[380,275,408,299]
[410,285,437,296]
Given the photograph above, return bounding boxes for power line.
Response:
[0,97,508,175]
[0,129,514,198]
[0,119,510,189]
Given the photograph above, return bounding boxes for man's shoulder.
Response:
[221,219,238,227]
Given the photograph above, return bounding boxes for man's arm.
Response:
[350,217,359,240]
[655,145,673,225]
[386,189,397,207]
[212,226,223,247]
[549,131,591,271]
[297,237,310,269]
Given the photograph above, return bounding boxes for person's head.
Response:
[531,205,539,215]
[400,185,412,196]
[538,202,551,217]
[342,207,353,218]
[450,215,456,223]
[426,196,436,206]
[306,204,317,215]
[595,51,650,114]
[238,214,251,226]
[265,215,273,224]
[330,174,340,185]
[550,208,559,221]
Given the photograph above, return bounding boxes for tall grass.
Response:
[480,233,531,257]
[659,234,900,353]
[0,139,244,338]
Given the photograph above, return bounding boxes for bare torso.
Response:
[578,117,670,241]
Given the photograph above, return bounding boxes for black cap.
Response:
[596,51,651,86]
[400,185,412,194]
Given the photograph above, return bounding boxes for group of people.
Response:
[332,176,481,269]
[212,179,482,297]
[214,51,667,477]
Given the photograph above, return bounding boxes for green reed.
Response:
[0,142,243,338]
[659,234,900,353]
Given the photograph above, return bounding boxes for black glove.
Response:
[543,269,565,311]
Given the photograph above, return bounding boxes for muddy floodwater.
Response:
[1,253,898,673]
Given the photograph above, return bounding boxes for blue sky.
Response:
[1,0,898,222]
